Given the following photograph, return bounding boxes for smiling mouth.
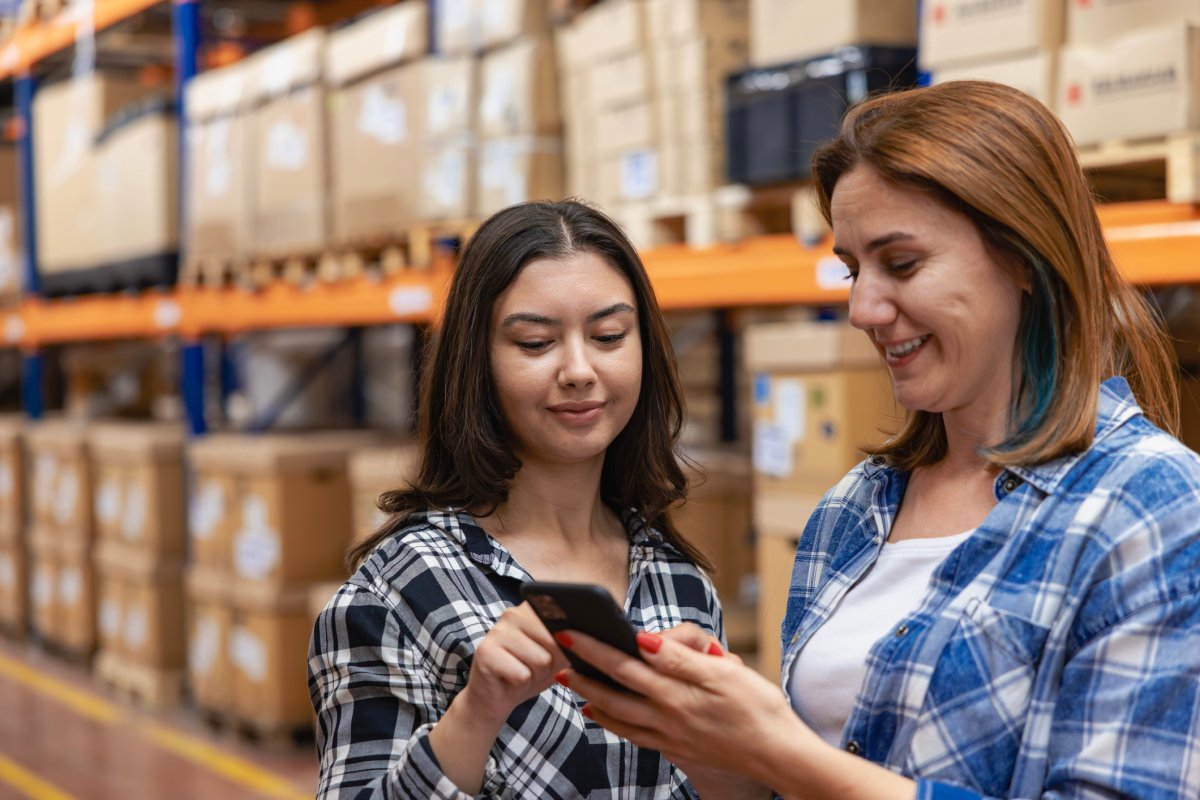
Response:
[883,334,930,361]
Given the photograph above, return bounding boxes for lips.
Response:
[880,334,931,366]
[548,401,605,424]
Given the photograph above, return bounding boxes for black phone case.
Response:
[520,581,643,690]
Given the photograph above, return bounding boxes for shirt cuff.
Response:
[393,724,506,799]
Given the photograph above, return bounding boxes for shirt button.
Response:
[895,624,909,637]
[1002,476,1020,493]
[870,455,886,466]
[845,740,862,755]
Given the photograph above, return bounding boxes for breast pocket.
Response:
[906,598,1051,797]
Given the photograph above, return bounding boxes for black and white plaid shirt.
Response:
[308,509,724,799]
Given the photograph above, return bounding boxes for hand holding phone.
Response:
[520,581,643,690]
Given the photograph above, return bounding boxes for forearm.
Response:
[754,734,915,800]
[427,686,505,795]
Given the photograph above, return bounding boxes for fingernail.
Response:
[636,631,662,654]
[706,642,724,656]
[554,670,570,688]
[581,706,594,720]
[554,631,573,648]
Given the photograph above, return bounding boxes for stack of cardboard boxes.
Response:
[185,432,375,732]
[89,423,187,704]
[744,321,895,680]
[0,144,21,305]
[0,417,24,636]
[25,420,95,657]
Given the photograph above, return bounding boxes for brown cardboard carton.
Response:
[185,566,234,713]
[348,442,420,546]
[479,37,560,138]
[755,529,798,683]
[1069,0,1200,45]
[673,447,753,601]
[752,0,916,67]
[0,145,22,300]
[596,101,657,156]
[329,62,425,245]
[424,56,478,140]
[745,322,897,538]
[599,149,661,206]
[420,137,477,220]
[249,30,329,258]
[919,0,1063,70]
[586,0,650,62]
[97,571,126,656]
[480,0,550,52]
[653,34,750,94]
[324,1,429,88]
[589,51,656,111]
[184,61,254,262]
[0,416,23,538]
[0,536,27,634]
[33,73,154,273]
[188,470,237,572]
[53,536,96,656]
[25,420,92,540]
[436,0,482,54]
[229,586,313,726]
[476,137,564,215]
[1057,23,1200,147]
[95,109,179,265]
[648,0,749,43]
[88,422,186,557]
[933,51,1056,110]
[29,538,56,643]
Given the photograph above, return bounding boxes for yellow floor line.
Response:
[0,651,311,799]
[0,751,76,800]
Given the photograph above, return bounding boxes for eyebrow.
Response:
[832,232,917,258]
[501,302,636,328]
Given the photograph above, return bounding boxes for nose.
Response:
[558,336,597,388]
[847,268,898,332]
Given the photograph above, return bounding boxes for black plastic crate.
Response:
[725,46,918,187]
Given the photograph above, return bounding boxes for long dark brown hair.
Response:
[348,200,711,571]
[811,80,1178,470]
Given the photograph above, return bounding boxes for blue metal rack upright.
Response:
[16,72,41,420]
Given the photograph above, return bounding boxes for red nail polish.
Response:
[581,706,594,720]
[706,641,724,656]
[636,631,662,654]
[554,670,570,688]
[554,631,574,648]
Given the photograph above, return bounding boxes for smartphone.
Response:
[520,581,643,690]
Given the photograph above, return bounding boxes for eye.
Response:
[843,266,859,282]
[888,260,916,274]
[517,340,550,352]
[594,332,628,345]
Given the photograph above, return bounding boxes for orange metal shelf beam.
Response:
[0,0,165,78]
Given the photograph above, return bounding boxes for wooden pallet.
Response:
[711,182,829,247]
[197,709,314,753]
[1077,133,1200,204]
[610,196,719,251]
[94,650,185,711]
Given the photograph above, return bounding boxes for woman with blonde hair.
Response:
[556,81,1200,800]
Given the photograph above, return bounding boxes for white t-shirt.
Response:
[787,530,974,746]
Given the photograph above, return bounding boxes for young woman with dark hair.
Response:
[309,199,722,799]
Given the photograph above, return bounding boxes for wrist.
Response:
[449,682,510,734]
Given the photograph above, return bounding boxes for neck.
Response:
[938,398,1012,476]
[488,457,614,545]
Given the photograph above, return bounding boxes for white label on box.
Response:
[482,0,509,39]
[428,85,467,135]
[233,495,281,579]
[0,463,12,501]
[231,627,267,683]
[425,150,467,209]
[204,119,233,197]
[154,300,183,331]
[620,150,658,200]
[54,468,79,526]
[481,65,516,128]
[0,554,12,590]
[96,477,120,525]
[481,145,527,207]
[388,286,434,317]
[265,119,308,172]
[384,13,411,61]
[359,85,407,145]
[121,483,147,542]
[100,596,121,638]
[124,606,148,650]
[442,0,472,31]
[816,256,851,290]
[189,479,225,541]
[34,454,57,511]
[190,615,219,676]
[753,421,795,478]
[775,379,806,443]
[261,49,296,96]
[59,567,82,606]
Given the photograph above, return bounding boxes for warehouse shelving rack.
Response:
[5,1,1200,435]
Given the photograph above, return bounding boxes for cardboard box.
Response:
[919,0,1063,70]
[0,145,22,300]
[30,532,95,656]
[424,56,478,140]
[648,0,750,44]
[185,566,234,713]
[589,51,657,111]
[599,148,661,205]
[1069,0,1200,45]
[329,62,425,244]
[96,542,185,669]
[480,37,560,138]
[185,61,254,262]
[673,447,753,601]
[249,30,329,258]
[188,432,375,590]
[421,137,477,220]
[653,35,750,94]
[229,587,313,726]
[476,137,564,215]
[0,536,27,634]
[745,322,896,537]
[585,0,649,62]
[933,50,1056,110]
[481,0,550,52]
[597,101,657,156]
[348,443,419,547]
[752,0,916,67]
[324,1,428,88]
[25,420,92,540]
[96,107,179,265]
[1057,23,1200,146]
[87,423,186,557]
[435,0,481,54]
[755,529,798,683]
[33,73,154,273]
[0,416,23,538]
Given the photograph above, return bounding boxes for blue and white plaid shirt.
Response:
[781,377,1200,799]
